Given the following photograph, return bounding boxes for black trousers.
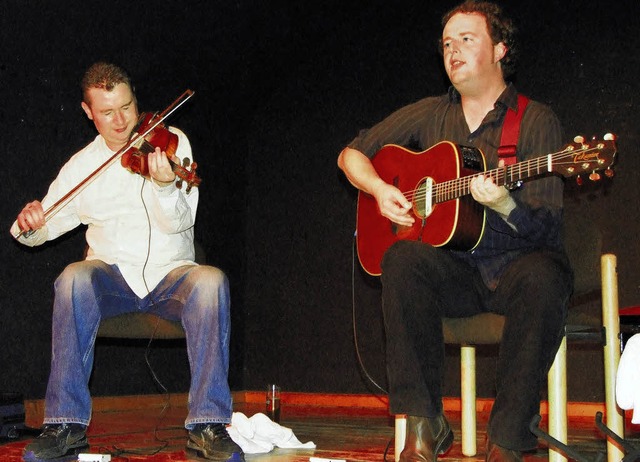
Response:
[380,241,573,451]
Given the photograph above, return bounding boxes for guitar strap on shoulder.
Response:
[497,94,529,165]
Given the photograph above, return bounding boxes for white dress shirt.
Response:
[11,127,199,298]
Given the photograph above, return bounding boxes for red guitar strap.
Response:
[497,94,529,165]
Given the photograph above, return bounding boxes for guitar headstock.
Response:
[554,134,617,183]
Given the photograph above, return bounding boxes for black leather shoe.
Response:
[399,414,454,462]
[486,440,524,462]
[22,423,88,460]
[187,423,244,461]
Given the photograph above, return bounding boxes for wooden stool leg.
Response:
[395,415,406,462]
[396,345,478,460]
[548,336,568,462]
[601,254,624,462]
[461,344,477,456]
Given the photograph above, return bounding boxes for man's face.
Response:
[442,12,506,92]
[81,83,139,151]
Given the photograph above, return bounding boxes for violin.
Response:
[122,112,201,192]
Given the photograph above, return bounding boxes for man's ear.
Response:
[81,101,93,120]
[494,42,507,63]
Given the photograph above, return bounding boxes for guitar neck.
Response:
[434,154,554,204]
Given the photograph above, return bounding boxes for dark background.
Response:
[0,0,638,404]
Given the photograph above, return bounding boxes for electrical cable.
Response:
[350,232,395,460]
[351,233,388,395]
[108,179,171,457]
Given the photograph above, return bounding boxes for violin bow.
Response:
[13,89,195,239]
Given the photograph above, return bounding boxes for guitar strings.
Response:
[396,145,606,205]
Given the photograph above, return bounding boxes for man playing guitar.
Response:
[338,2,573,461]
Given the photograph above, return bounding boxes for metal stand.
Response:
[530,413,640,462]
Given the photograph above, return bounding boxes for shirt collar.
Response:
[447,82,518,111]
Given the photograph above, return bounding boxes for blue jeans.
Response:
[43,260,233,429]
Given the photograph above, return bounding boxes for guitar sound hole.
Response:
[413,178,432,219]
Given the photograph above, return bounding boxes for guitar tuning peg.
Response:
[603,133,616,141]
[605,168,615,178]
[576,175,583,186]
[589,172,601,182]
[574,135,585,144]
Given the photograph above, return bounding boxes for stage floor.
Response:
[2,393,639,461]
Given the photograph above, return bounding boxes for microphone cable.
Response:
[351,231,387,395]
[107,178,172,457]
[350,233,399,461]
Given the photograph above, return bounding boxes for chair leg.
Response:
[395,414,406,462]
[547,336,568,462]
[601,254,624,462]
[461,344,477,456]
[395,345,478,460]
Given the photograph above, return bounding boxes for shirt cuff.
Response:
[10,221,49,246]
[152,180,177,196]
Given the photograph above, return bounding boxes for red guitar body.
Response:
[356,142,487,276]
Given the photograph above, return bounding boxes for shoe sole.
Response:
[23,444,89,462]
[186,442,245,461]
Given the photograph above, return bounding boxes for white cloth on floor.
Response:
[227,412,316,454]
[616,333,640,424]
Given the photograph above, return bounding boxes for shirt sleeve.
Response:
[502,102,566,248]
[348,97,445,157]
[144,127,199,234]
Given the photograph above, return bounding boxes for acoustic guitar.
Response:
[356,135,617,276]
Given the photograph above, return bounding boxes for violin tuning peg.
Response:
[176,179,184,189]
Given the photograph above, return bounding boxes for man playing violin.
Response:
[11,62,243,462]
[338,2,573,461]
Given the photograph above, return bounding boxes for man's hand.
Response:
[469,173,516,218]
[372,180,415,227]
[16,200,45,233]
[148,147,176,186]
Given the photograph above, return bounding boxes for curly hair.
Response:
[439,1,518,79]
[81,62,134,103]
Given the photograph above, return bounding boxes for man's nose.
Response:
[114,110,126,125]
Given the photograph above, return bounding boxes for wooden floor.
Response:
[2,392,639,461]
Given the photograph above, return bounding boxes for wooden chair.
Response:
[97,312,184,339]
[394,216,625,462]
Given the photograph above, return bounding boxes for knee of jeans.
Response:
[190,265,227,289]
[54,260,98,293]
[187,266,229,309]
